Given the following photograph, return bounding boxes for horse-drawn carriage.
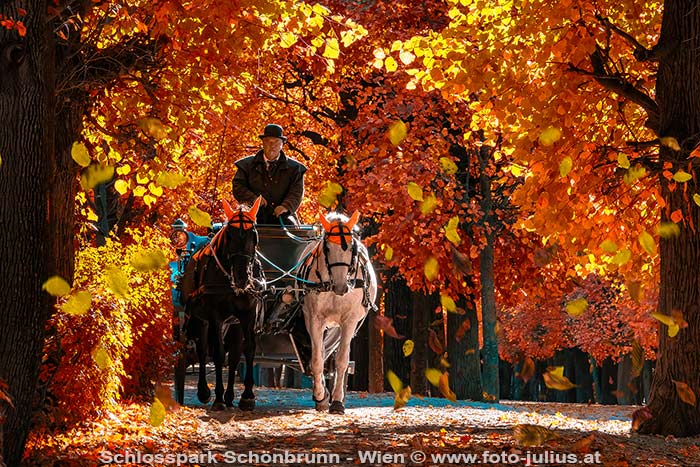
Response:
[169,199,376,414]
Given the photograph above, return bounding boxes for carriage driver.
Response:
[232,124,307,225]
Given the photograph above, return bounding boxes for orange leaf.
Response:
[670,209,683,223]
[429,329,444,354]
[673,380,697,406]
[373,315,404,339]
[438,372,457,403]
[518,357,535,384]
[454,319,471,342]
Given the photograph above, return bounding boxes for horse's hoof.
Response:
[313,389,330,411]
[211,402,226,411]
[238,398,255,411]
[329,401,345,415]
[197,387,211,403]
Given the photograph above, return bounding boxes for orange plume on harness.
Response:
[319,211,360,245]
[227,196,262,229]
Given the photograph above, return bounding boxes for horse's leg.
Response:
[304,307,329,411]
[211,320,226,411]
[239,317,256,411]
[224,322,244,408]
[195,318,211,403]
[329,321,356,415]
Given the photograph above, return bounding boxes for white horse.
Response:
[299,211,377,414]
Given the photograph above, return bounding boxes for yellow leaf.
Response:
[600,239,618,253]
[148,182,163,197]
[660,136,681,151]
[624,165,646,185]
[388,120,407,145]
[559,156,572,178]
[0,152,2,167]
[438,372,457,402]
[386,370,403,393]
[538,127,562,146]
[657,222,680,239]
[407,182,424,201]
[61,291,92,316]
[420,194,437,214]
[617,153,630,169]
[513,424,559,447]
[105,267,129,298]
[425,368,442,387]
[156,171,187,189]
[384,245,394,261]
[543,366,577,390]
[92,346,112,370]
[565,297,588,317]
[394,386,411,410]
[440,294,457,313]
[188,206,212,228]
[71,142,91,167]
[114,179,129,195]
[384,56,397,72]
[424,257,438,281]
[149,398,167,427]
[116,164,131,175]
[445,216,461,246]
[42,276,71,297]
[673,170,693,183]
[652,312,680,337]
[694,194,700,207]
[137,117,169,140]
[133,186,147,197]
[638,231,656,255]
[610,249,631,265]
[439,157,458,175]
[130,249,168,271]
[402,340,414,357]
[323,37,340,59]
[80,164,115,190]
[280,31,297,48]
[318,181,343,208]
[86,209,98,222]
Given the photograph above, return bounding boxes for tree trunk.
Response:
[410,289,437,397]
[383,274,412,385]
[447,296,482,400]
[573,348,594,403]
[368,292,384,393]
[0,3,58,463]
[638,0,700,436]
[349,314,369,391]
[479,232,499,401]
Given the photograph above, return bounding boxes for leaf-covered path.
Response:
[25,386,700,467]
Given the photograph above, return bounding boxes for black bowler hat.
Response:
[258,124,287,142]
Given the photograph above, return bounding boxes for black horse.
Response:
[181,197,264,411]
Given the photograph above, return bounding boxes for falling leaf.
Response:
[638,231,656,255]
[451,245,470,273]
[61,291,92,316]
[130,249,168,272]
[559,156,572,177]
[440,356,451,368]
[420,193,437,214]
[71,142,91,167]
[424,257,439,281]
[319,181,343,208]
[445,216,461,246]
[80,164,115,190]
[440,294,457,313]
[384,245,394,261]
[651,312,680,337]
[631,406,652,432]
[407,182,424,201]
[694,194,700,207]
[428,329,444,355]
[627,281,643,302]
[92,346,112,370]
[617,153,630,169]
[673,380,696,406]
[660,136,681,151]
[388,120,407,145]
[513,424,559,447]
[518,357,535,384]
[543,366,577,390]
[673,170,693,182]
[600,239,618,253]
[149,398,167,427]
[610,249,631,265]
[188,206,212,228]
[624,165,646,185]
[137,117,169,140]
[42,276,71,297]
[565,297,588,317]
[658,222,680,239]
[538,127,561,146]
[279,31,297,48]
[402,339,414,357]
[386,370,403,394]
[373,315,403,339]
[394,386,412,410]
[455,319,471,342]
[439,157,458,175]
[0,379,13,409]
[156,171,187,189]
[631,340,643,378]
[425,368,442,387]
[438,372,457,403]
[671,209,683,223]
[155,383,179,411]
[105,267,129,298]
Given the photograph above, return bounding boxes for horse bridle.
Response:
[321,221,359,289]
[211,210,260,294]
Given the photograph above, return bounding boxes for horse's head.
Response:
[219,196,262,294]
[319,211,360,295]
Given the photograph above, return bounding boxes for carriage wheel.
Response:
[173,312,187,405]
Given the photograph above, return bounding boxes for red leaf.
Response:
[373,315,404,339]
[429,329,444,354]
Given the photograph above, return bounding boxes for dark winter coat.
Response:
[232,149,307,224]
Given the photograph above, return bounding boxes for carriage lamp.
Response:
[170,218,189,248]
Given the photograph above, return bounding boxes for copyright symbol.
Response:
[410,450,426,463]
